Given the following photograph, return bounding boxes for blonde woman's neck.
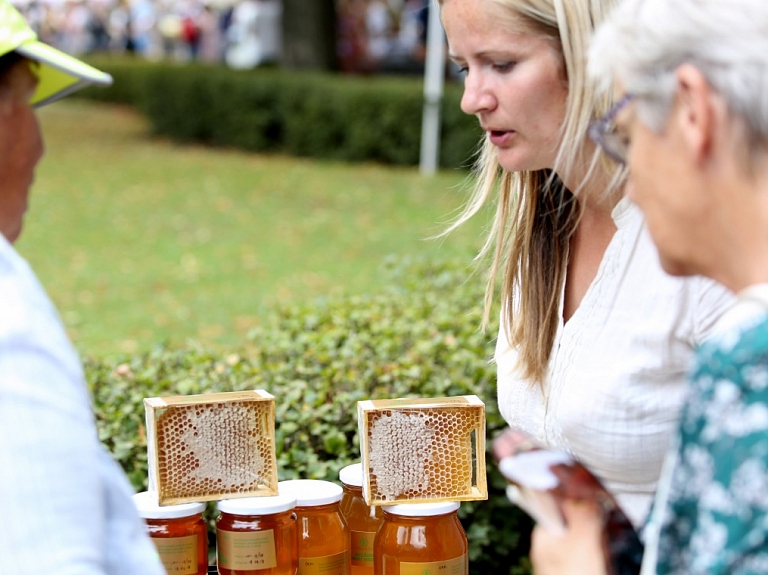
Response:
[559,148,622,218]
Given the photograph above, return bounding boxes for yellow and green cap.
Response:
[0,0,112,107]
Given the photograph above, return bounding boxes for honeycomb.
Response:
[144,390,278,505]
[357,396,487,505]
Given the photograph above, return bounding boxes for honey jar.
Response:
[374,502,468,575]
[278,479,350,575]
[133,490,209,575]
[339,463,383,575]
[216,494,299,575]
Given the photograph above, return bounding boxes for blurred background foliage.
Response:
[78,58,482,168]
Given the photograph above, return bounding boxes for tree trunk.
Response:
[280,0,338,70]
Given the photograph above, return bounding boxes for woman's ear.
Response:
[673,63,720,165]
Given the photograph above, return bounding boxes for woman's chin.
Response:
[495,149,550,174]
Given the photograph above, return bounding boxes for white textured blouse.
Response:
[495,198,735,528]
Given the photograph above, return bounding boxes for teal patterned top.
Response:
[655,309,768,574]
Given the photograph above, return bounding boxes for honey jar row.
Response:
[133,463,469,575]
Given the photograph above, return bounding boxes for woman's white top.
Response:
[495,198,735,528]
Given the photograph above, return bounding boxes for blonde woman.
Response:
[438,0,734,529]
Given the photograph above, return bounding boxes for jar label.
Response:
[397,554,467,575]
[298,551,349,575]
[217,529,277,570]
[351,531,376,566]
[153,534,199,575]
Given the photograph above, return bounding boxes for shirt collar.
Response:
[737,284,768,307]
[611,195,636,228]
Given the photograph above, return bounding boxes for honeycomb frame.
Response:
[357,395,487,506]
[144,390,278,505]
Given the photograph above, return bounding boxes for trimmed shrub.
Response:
[85,256,531,573]
[79,59,483,169]
[77,57,153,106]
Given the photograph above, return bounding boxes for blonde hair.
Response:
[440,0,624,384]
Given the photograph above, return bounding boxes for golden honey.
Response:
[339,464,383,575]
[374,502,468,575]
[216,494,298,575]
[133,491,209,575]
[279,480,350,575]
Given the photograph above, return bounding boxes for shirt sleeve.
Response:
[691,277,738,345]
[0,342,162,575]
[0,243,163,574]
[655,318,768,575]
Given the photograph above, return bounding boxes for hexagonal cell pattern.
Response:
[359,397,487,505]
[146,391,277,505]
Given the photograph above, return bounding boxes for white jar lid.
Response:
[278,479,343,506]
[133,491,205,519]
[383,501,460,517]
[218,494,297,516]
[339,463,363,487]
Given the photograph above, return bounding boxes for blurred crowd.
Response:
[338,0,430,74]
[10,0,430,72]
[11,0,279,67]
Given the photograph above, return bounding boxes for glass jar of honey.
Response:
[374,502,468,575]
[132,491,209,575]
[339,463,383,575]
[278,479,350,575]
[216,493,298,575]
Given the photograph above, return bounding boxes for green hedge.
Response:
[79,59,482,169]
[85,257,531,573]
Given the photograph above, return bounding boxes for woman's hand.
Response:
[530,499,608,575]
[492,427,612,574]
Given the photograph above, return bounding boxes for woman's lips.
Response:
[488,130,514,147]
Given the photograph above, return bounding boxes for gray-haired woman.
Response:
[532,0,768,573]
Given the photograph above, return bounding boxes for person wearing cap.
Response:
[0,1,165,572]
[529,0,768,573]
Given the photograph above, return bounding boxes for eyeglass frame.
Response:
[588,93,635,166]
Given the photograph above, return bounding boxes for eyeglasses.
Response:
[588,94,635,166]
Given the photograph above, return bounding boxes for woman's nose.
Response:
[460,71,495,116]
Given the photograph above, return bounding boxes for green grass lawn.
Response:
[17,100,485,357]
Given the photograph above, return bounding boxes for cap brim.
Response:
[15,41,112,108]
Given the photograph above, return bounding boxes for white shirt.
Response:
[496,198,735,528]
[0,234,164,574]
